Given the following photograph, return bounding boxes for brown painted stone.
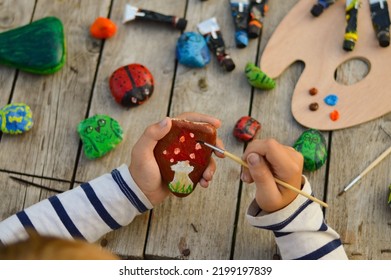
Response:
[154,119,217,197]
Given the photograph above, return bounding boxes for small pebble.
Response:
[309,87,318,96]
[330,110,340,121]
[309,102,319,111]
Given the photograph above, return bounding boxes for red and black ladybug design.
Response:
[109,63,154,108]
[233,116,261,142]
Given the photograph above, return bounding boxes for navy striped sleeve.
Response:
[111,169,148,213]
[295,239,343,260]
[80,182,121,230]
[48,196,85,240]
[16,211,35,231]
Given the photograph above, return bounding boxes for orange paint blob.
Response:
[330,110,340,121]
[90,17,117,39]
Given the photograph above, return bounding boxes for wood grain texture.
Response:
[0,0,36,107]
[235,0,330,259]
[145,0,256,259]
[0,0,111,180]
[327,60,391,260]
[75,0,187,258]
[0,0,390,260]
[260,0,391,130]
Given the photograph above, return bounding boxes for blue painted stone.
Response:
[0,103,33,134]
[293,129,327,171]
[176,32,211,68]
[324,94,338,106]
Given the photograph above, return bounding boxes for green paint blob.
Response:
[0,17,66,74]
[77,115,123,159]
[293,129,327,171]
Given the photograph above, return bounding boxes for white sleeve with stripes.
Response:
[0,164,153,245]
[246,176,348,260]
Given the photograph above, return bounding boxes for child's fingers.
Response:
[200,158,217,188]
[132,117,172,159]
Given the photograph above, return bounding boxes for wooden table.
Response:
[0,0,390,260]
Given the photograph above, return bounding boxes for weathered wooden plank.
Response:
[0,1,36,108]
[76,0,187,258]
[145,0,258,259]
[234,0,330,259]
[327,61,391,260]
[0,172,69,222]
[0,0,111,180]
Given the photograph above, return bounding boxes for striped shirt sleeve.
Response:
[0,164,153,245]
[246,176,348,260]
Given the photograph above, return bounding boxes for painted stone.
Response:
[109,64,154,108]
[0,103,33,134]
[388,184,391,208]
[245,62,276,90]
[176,32,211,68]
[154,119,217,197]
[0,17,66,74]
[233,116,261,142]
[293,129,327,171]
[90,17,117,39]
[77,114,123,159]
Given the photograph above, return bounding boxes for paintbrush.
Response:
[338,145,391,196]
[198,141,329,208]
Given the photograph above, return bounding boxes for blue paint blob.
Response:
[176,32,211,68]
[324,94,338,106]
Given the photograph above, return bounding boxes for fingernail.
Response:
[247,153,260,166]
[159,117,168,128]
[241,172,249,182]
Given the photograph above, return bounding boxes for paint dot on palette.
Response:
[309,87,318,96]
[324,94,338,106]
[330,110,340,121]
[309,102,319,111]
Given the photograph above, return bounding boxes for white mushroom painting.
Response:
[169,161,194,194]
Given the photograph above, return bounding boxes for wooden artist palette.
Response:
[260,1,391,130]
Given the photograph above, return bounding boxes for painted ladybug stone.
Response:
[293,129,327,172]
[233,116,261,142]
[109,63,154,108]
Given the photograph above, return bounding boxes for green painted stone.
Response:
[388,184,391,208]
[293,129,327,171]
[77,115,123,159]
[245,62,276,90]
[0,17,66,74]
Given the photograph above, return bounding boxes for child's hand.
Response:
[241,139,304,212]
[129,112,223,206]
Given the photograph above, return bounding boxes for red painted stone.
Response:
[109,63,154,108]
[154,119,217,197]
[233,116,261,142]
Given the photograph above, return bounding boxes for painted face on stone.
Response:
[77,114,123,159]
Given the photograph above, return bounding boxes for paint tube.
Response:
[248,0,269,39]
[122,4,187,31]
[369,0,391,47]
[197,18,236,72]
[229,0,250,48]
[343,0,359,51]
[311,0,337,17]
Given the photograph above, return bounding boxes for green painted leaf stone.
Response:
[293,129,327,171]
[77,115,123,159]
[0,17,66,74]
